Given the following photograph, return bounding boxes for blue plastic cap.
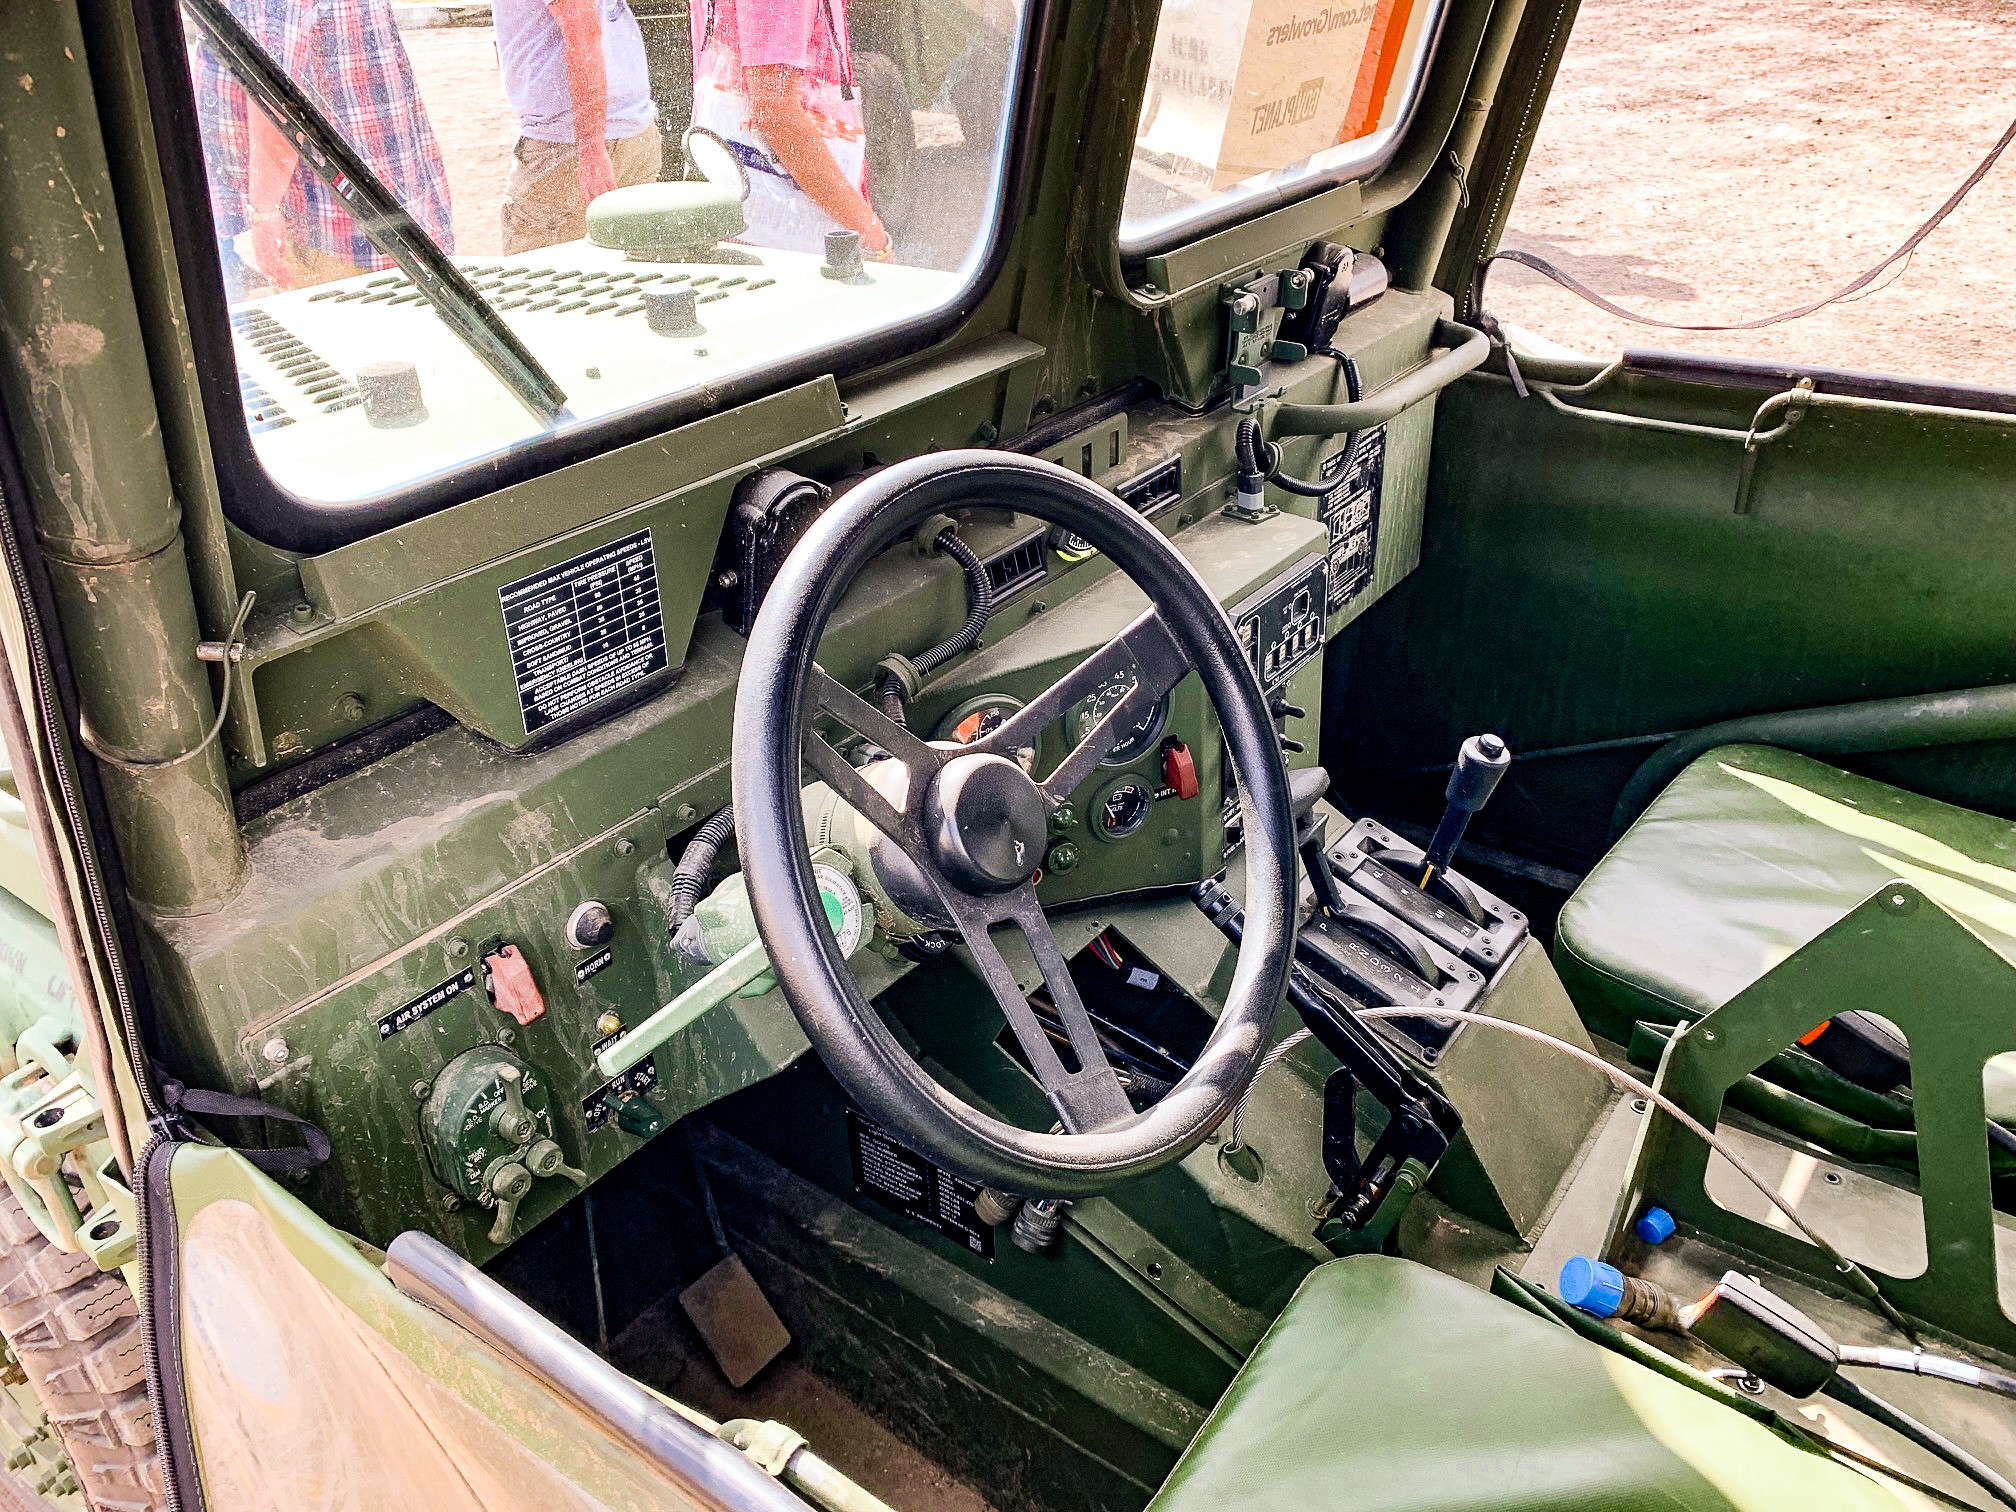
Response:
[1634,1205,1677,1246]
[1559,1256,1626,1318]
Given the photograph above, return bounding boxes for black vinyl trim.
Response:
[1622,348,2016,416]
[129,0,1055,555]
[137,1136,205,1512]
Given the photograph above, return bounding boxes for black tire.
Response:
[0,1186,162,1511]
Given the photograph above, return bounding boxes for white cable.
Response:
[1223,1028,1310,1152]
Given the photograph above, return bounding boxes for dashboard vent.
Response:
[982,531,1047,600]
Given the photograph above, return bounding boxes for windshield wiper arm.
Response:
[180,0,570,427]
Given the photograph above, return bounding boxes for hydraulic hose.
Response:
[667,805,736,932]
[876,526,993,726]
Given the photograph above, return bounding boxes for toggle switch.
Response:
[485,944,546,1026]
[1160,740,1199,800]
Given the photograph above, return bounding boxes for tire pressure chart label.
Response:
[500,529,668,735]
[1318,426,1384,614]
[847,1110,995,1260]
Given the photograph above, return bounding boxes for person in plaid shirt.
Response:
[193,0,455,292]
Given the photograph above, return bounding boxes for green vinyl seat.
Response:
[1555,743,2016,1118]
[1145,1254,1914,1512]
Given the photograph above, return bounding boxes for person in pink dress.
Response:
[689,0,891,257]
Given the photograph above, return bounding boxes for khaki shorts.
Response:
[501,124,664,254]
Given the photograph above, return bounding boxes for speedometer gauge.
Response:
[1073,673,1168,767]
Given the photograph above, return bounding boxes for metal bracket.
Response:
[1221,269,1313,403]
[0,1021,132,1268]
[1617,881,2016,1356]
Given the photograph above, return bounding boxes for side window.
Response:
[1121,0,1447,252]
[1487,0,2016,385]
[173,0,1028,507]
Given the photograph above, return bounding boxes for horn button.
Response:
[923,753,1049,894]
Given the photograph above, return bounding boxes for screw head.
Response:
[615,838,636,857]
[596,1012,622,1036]
[447,937,470,960]
[261,1037,290,1066]
[675,803,698,822]
[337,692,367,721]
[411,1079,431,1101]
[439,1191,462,1211]
[289,601,315,625]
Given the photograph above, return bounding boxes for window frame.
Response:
[133,0,1054,555]
[1115,0,1453,261]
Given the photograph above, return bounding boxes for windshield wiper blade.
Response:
[180,0,570,427]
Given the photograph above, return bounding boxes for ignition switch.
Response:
[484,944,546,1026]
[420,1047,587,1245]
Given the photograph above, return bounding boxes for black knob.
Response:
[1445,733,1512,815]
[356,360,427,428]
[1279,736,1306,754]
[566,900,616,950]
[644,286,702,337]
[821,229,864,281]
[1269,699,1307,721]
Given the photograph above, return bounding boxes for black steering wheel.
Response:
[732,451,1297,1194]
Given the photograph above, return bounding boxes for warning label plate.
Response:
[378,967,478,1041]
[500,529,668,735]
[1318,427,1385,615]
[846,1110,995,1261]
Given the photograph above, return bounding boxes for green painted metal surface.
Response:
[1622,882,2016,1357]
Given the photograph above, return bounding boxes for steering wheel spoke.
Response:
[944,887,1135,1133]
[735,451,1295,1196]
[969,607,1190,802]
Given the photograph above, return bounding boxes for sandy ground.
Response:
[403,4,2016,383]
[1492,0,2016,386]
[401,26,519,258]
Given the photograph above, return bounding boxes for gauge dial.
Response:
[811,861,866,958]
[1092,778,1155,842]
[934,694,1024,746]
[1073,673,1168,768]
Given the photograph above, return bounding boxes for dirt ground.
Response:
[403,3,2016,384]
[1492,0,2016,386]
[401,26,519,259]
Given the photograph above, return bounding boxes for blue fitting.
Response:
[1634,1205,1677,1246]
[1559,1256,1626,1319]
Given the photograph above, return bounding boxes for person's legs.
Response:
[280,240,363,289]
[501,136,586,254]
[610,123,663,189]
[501,127,663,253]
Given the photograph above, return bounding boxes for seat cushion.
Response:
[1147,1255,1911,1512]
[1557,743,2016,1041]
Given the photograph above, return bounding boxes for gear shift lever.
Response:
[1418,734,1511,890]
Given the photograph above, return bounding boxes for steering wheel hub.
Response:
[924,752,1048,893]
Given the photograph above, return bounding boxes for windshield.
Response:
[178,0,1025,506]
[1119,0,1445,253]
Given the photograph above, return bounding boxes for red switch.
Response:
[1161,741,1199,800]
[485,945,546,1026]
